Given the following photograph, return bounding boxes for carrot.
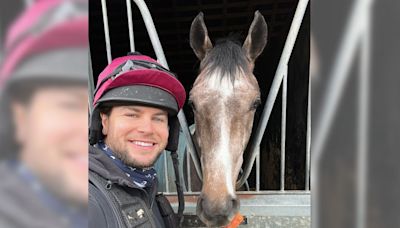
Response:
[224,213,244,228]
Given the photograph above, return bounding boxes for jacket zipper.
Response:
[90,175,125,227]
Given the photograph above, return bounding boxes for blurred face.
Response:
[12,86,88,207]
[100,105,169,169]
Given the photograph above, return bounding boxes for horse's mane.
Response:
[201,34,250,83]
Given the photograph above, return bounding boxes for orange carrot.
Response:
[224,213,244,228]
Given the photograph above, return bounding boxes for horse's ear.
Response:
[243,11,268,63]
[190,12,213,60]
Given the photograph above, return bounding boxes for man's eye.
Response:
[153,117,167,123]
[125,113,138,118]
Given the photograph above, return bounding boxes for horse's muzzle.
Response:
[197,194,240,227]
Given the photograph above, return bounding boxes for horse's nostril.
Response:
[227,197,239,213]
[197,195,208,212]
[231,197,239,211]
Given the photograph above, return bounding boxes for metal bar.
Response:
[132,0,167,67]
[187,150,192,192]
[101,0,112,63]
[164,153,170,192]
[356,12,370,228]
[281,67,288,191]
[132,0,202,179]
[164,190,311,196]
[237,0,310,188]
[126,0,135,52]
[178,112,203,180]
[88,50,95,115]
[168,193,311,217]
[311,1,374,227]
[256,145,260,191]
[305,67,311,191]
[312,0,374,168]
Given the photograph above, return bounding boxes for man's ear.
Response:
[100,113,109,136]
[11,102,28,145]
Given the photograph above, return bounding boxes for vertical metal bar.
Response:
[312,2,374,228]
[101,0,112,63]
[178,112,203,180]
[356,13,370,228]
[305,68,311,191]
[164,153,170,193]
[126,0,135,52]
[187,152,192,192]
[255,145,260,192]
[88,50,95,115]
[237,0,310,188]
[312,0,374,167]
[281,67,288,191]
[132,0,202,180]
[132,0,167,67]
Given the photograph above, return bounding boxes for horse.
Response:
[188,11,268,227]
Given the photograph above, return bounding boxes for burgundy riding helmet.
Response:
[89,53,187,148]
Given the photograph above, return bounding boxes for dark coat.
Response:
[0,161,87,228]
[89,145,167,228]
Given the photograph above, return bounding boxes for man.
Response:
[89,53,186,228]
[0,1,88,227]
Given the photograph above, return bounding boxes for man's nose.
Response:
[136,117,154,133]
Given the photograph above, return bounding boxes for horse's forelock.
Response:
[200,39,250,84]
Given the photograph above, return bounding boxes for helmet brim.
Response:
[97,85,179,115]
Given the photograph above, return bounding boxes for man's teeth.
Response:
[133,141,154,147]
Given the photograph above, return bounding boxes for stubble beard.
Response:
[112,147,163,169]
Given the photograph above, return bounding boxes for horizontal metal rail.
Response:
[167,192,310,217]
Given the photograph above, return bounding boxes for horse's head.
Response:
[189,11,268,227]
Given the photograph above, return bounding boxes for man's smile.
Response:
[129,140,157,149]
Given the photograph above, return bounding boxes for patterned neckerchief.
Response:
[95,141,157,188]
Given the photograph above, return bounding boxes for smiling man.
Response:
[88,53,186,228]
[0,1,88,227]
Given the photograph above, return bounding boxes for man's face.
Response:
[12,85,88,207]
[100,105,169,168]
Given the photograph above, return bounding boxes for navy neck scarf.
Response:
[96,141,157,188]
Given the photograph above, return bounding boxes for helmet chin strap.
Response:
[169,149,184,226]
[89,108,102,145]
[166,116,185,225]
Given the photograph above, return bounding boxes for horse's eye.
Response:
[251,99,261,110]
[188,100,196,111]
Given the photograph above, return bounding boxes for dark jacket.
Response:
[89,145,168,228]
[0,161,87,228]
